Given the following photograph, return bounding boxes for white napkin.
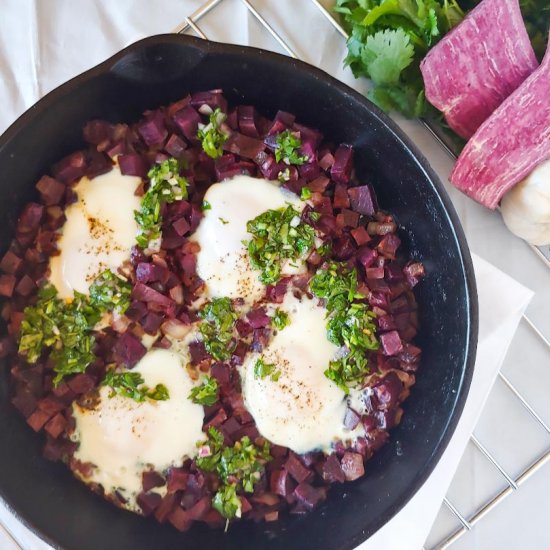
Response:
[0,2,534,548]
[363,254,533,549]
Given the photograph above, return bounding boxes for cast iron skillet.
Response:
[0,34,477,550]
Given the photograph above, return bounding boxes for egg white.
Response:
[71,349,204,511]
[192,175,305,304]
[242,293,363,454]
[49,164,141,298]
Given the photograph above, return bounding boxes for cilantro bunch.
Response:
[310,262,379,393]
[196,427,272,519]
[134,158,188,250]
[335,0,464,117]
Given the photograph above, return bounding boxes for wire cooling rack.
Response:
[173,1,550,549]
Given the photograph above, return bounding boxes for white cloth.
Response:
[0,2,535,549]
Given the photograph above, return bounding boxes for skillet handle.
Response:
[108,34,208,84]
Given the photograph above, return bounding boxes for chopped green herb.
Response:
[18,284,101,386]
[310,262,379,393]
[202,200,212,211]
[309,211,321,222]
[213,484,242,521]
[199,298,238,361]
[102,369,169,402]
[277,168,291,183]
[196,427,272,519]
[188,375,219,406]
[197,108,229,159]
[254,357,281,382]
[134,158,188,249]
[274,130,308,165]
[317,241,332,257]
[246,205,315,285]
[89,269,132,314]
[300,187,312,200]
[219,217,229,225]
[272,309,290,331]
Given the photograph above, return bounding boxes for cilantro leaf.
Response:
[272,309,290,331]
[362,29,414,86]
[197,108,229,159]
[213,484,242,520]
[102,369,169,402]
[188,375,220,406]
[253,357,281,382]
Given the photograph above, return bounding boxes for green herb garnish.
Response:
[197,108,229,159]
[213,484,242,522]
[317,241,332,257]
[253,357,281,382]
[335,0,465,117]
[277,168,291,183]
[300,187,312,200]
[134,158,188,249]
[309,211,321,222]
[310,262,379,393]
[202,200,212,211]
[102,369,169,402]
[246,205,315,285]
[89,269,132,314]
[199,298,238,362]
[219,217,229,225]
[274,130,308,165]
[18,284,100,386]
[196,427,272,519]
[188,375,220,406]
[272,309,290,331]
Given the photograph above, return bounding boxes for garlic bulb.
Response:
[500,159,550,246]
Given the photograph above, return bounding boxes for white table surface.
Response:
[0,1,549,549]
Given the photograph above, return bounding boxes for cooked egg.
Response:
[71,349,204,512]
[242,293,362,454]
[192,175,304,304]
[49,164,141,298]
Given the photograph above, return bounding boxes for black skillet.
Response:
[0,34,477,550]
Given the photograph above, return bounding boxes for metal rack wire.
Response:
[175,1,550,549]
